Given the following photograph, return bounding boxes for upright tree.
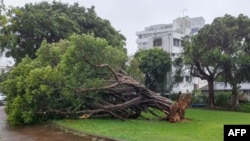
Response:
[126,55,145,84]
[183,30,224,107]
[183,14,250,108]
[214,14,250,108]
[0,1,126,63]
[134,48,172,93]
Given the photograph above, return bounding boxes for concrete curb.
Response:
[49,122,123,141]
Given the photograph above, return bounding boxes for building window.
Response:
[143,42,148,46]
[138,35,142,39]
[153,38,162,47]
[181,40,184,47]
[173,38,180,47]
[191,27,200,34]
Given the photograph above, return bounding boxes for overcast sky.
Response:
[1,0,250,66]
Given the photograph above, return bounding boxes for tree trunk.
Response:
[231,83,240,108]
[207,80,215,107]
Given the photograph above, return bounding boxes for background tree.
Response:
[126,56,145,84]
[0,1,126,64]
[134,48,172,94]
[183,14,250,108]
[183,29,224,107]
[170,55,184,92]
[213,14,250,108]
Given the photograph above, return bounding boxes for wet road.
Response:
[0,106,90,141]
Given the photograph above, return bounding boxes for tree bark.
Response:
[207,80,215,107]
[231,83,240,108]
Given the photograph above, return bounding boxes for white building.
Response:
[136,16,207,94]
[0,53,15,73]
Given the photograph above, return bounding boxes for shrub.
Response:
[192,89,207,104]
[214,91,231,107]
[237,102,250,113]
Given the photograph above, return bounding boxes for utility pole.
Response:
[180,9,187,34]
[181,9,187,18]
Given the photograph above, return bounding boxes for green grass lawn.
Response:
[53,108,250,141]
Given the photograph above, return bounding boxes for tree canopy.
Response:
[134,48,172,93]
[0,34,127,125]
[0,1,126,63]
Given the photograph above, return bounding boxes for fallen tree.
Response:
[49,57,192,122]
[2,34,191,125]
